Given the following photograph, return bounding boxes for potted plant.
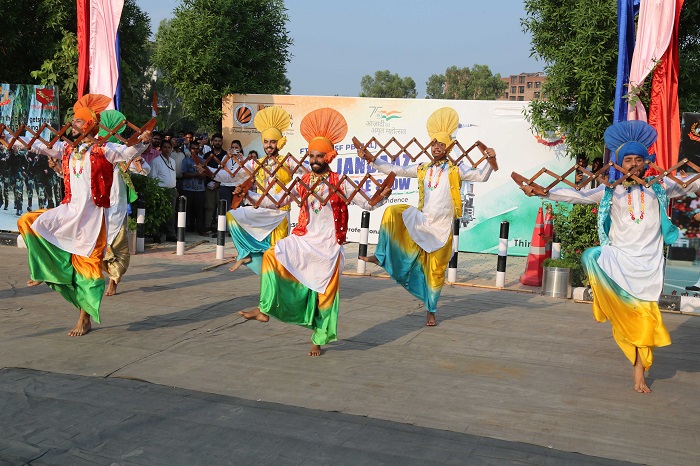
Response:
[541,257,577,298]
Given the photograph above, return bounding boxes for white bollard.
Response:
[357,211,370,274]
[447,218,460,283]
[496,221,510,288]
[216,199,227,260]
[176,196,187,256]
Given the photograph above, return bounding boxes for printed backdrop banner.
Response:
[0,84,61,232]
[680,112,700,167]
[222,94,572,256]
[0,84,60,138]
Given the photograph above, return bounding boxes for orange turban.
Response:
[300,108,348,163]
[73,94,112,131]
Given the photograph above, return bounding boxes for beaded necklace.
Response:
[627,186,645,223]
[71,144,91,178]
[427,161,448,191]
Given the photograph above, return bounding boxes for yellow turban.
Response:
[254,106,290,150]
[73,94,111,131]
[300,108,348,163]
[426,107,459,145]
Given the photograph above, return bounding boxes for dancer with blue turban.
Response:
[521,120,700,393]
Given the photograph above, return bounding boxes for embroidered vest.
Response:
[292,171,349,245]
[597,179,678,246]
[256,156,291,212]
[416,161,462,218]
[62,144,113,208]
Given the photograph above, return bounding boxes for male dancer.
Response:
[238,108,392,356]
[520,120,700,393]
[16,94,151,336]
[357,107,497,326]
[215,106,292,274]
[100,110,150,296]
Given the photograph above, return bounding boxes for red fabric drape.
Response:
[648,0,684,170]
[76,0,90,99]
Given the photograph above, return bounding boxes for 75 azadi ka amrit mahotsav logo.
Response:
[369,106,403,121]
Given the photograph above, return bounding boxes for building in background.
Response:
[499,72,546,101]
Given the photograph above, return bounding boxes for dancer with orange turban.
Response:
[238,108,392,356]
[208,106,292,274]
[357,107,497,327]
[16,95,151,336]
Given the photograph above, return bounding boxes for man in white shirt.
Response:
[148,138,177,242]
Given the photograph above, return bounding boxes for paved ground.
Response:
[1,237,700,465]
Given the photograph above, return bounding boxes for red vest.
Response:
[61,144,113,208]
[292,171,349,245]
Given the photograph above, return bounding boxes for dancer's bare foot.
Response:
[359,255,379,264]
[633,349,651,393]
[27,279,43,287]
[308,344,322,356]
[239,308,269,322]
[426,312,437,326]
[105,279,117,296]
[68,310,91,337]
[229,257,252,272]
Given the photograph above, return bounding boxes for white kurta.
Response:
[214,157,289,241]
[254,177,383,293]
[105,161,150,244]
[26,141,148,257]
[546,177,700,301]
[372,159,493,252]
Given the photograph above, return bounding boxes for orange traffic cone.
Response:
[520,206,547,286]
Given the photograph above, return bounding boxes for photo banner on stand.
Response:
[0,84,61,232]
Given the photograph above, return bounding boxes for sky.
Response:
[135,0,542,98]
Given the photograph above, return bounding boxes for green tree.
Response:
[679,2,700,112]
[0,0,72,84]
[522,0,618,161]
[425,65,507,100]
[523,0,700,161]
[359,70,417,98]
[26,0,152,123]
[152,0,292,128]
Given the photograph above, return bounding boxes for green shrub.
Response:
[129,174,173,236]
[546,202,599,287]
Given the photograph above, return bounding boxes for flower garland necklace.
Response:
[627,185,645,223]
[427,161,448,191]
[309,173,328,214]
[71,144,91,178]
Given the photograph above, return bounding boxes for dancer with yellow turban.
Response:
[520,120,700,393]
[358,107,497,327]
[208,106,293,274]
[238,108,392,356]
[99,110,150,296]
[16,94,151,336]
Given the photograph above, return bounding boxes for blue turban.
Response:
[603,120,657,181]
